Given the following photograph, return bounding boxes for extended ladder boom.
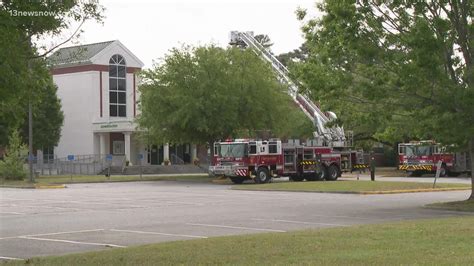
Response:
[230,31,346,146]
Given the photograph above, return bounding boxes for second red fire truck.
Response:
[398,140,471,177]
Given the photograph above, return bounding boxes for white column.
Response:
[36,150,43,164]
[124,132,131,162]
[99,133,106,156]
[163,143,170,163]
[191,144,197,162]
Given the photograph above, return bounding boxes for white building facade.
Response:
[50,40,147,165]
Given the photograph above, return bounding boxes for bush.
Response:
[0,129,27,180]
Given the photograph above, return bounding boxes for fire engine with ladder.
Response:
[209,31,367,184]
[398,140,471,177]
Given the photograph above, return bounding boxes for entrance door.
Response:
[150,145,157,165]
[150,145,162,165]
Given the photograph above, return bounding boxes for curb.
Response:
[34,184,67,189]
[361,187,471,195]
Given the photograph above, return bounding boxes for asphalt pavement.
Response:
[0,180,472,261]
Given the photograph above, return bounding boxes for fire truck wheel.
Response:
[255,168,270,184]
[230,177,245,184]
[325,165,339,181]
[316,166,327,180]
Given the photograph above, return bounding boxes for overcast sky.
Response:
[64,0,320,68]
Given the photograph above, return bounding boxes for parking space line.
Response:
[0,212,25,215]
[160,201,205,206]
[310,214,376,220]
[19,236,125,248]
[17,205,84,211]
[0,229,105,240]
[59,200,143,208]
[252,218,349,227]
[0,256,24,261]
[110,229,208,239]
[186,223,286,232]
[28,229,105,237]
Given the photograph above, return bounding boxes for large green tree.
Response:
[0,0,103,149]
[138,45,311,153]
[296,0,474,198]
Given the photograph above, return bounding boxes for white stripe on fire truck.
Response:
[321,154,340,158]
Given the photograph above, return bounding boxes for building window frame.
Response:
[109,54,126,117]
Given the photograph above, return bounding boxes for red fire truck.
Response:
[398,140,471,177]
[209,139,366,184]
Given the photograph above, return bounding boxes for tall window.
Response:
[109,54,126,117]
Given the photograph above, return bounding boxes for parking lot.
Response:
[0,180,472,260]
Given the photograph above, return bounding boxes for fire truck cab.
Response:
[210,139,283,184]
[398,141,471,177]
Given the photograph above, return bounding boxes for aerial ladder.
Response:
[229,31,348,148]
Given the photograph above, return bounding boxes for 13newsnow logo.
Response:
[8,9,57,17]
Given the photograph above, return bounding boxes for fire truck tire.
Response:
[230,177,245,184]
[325,165,339,181]
[315,165,327,180]
[255,168,271,184]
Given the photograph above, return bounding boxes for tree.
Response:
[0,59,64,149]
[0,129,27,180]
[138,45,304,155]
[276,44,309,67]
[0,0,103,151]
[296,1,474,198]
[21,81,64,151]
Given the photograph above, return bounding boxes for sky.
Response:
[60,0,321,68]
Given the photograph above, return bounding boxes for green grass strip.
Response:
[426,200,474,212]
[232,180,471,193]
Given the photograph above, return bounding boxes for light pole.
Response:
[28,59,34,183]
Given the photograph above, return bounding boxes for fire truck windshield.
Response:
[405,145,432,156]
[217,143,248,158]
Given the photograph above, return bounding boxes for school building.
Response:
[48,40,198,165]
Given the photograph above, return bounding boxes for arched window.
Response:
[109,54,126,117]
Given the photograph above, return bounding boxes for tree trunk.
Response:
[468,137,474,200]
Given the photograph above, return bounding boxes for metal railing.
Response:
[32,154,123,176]
[170,154,185,165]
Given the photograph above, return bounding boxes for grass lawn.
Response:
[4,216,474,265]
[0,174,212,188]
[426,199,474,212]
[232,180,471,193]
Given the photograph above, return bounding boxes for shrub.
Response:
[0,129,28,180]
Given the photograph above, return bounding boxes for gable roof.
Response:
[90,40,144,68]
[49,40,115,68]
